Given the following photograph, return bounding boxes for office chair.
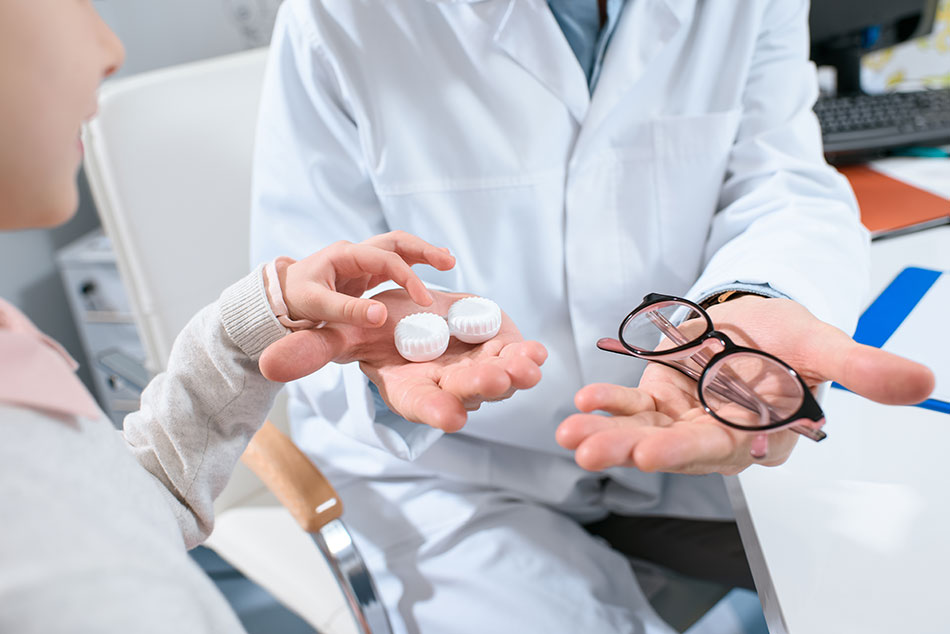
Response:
[82,48,391,634]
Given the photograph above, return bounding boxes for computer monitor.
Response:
[810,0,940,95]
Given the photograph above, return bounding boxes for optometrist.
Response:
[250,1,935,632]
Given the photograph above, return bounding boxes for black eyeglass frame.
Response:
[614,293,825,435]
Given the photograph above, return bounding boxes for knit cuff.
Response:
[219,265,289,361]
[695,282,790,307]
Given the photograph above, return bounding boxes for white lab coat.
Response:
[250,0,868,630]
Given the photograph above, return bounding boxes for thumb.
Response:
[259,327,349,383]
[809,325,935,405]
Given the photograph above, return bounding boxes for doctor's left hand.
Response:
[555,295,935,475]
[260,287,547,432]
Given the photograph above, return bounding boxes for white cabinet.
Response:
[56,231,148,427]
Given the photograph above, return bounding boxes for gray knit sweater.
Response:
[0,269,288,633]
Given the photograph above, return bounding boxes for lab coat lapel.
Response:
[581,0,697,137]
[485,0,591,122]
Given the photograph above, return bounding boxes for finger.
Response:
[806,324,935,405]
[441,363,513,403]
[573,424,666,472]
[556,410,668,450]
[338,245,434,306]
[574,383,656,415]
[306,288,390,327]
[434,355,543,411]
[840,346,935,405]
[631,423,738,473]
[499,340,548,367]
[393,380,468,432]
[362,230,456,271]
[501,354,543,390]
[556,413,619,450]
[259,328,348,383]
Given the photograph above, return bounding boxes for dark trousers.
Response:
[583,515,756,591]
[583,515,757,631]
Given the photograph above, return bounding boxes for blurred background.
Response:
[863,0,950,91]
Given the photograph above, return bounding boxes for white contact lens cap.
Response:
[394,312,450,362]
[447,297,502,344]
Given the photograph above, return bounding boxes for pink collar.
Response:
[0,298,102,420]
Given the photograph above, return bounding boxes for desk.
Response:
[729,158,950,634]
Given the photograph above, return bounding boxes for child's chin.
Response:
[35,186,81,229]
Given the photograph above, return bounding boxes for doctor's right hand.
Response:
[260,287,547,432]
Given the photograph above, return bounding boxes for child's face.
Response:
[0,0,124,230]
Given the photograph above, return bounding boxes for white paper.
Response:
[880,273,950,403]
[871,158,950,201]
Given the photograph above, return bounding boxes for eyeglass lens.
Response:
[701,352,804,429]
[621,301,708,354]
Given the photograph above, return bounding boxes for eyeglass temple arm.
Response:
[645,311,825,442]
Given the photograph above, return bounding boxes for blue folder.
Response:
[832,266,949,414]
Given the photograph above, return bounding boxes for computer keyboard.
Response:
[814,88,950,163]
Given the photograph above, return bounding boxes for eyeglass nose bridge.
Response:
[637,330,731,364]
[703,330,739,356]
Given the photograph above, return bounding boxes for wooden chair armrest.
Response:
[240,420,343,532]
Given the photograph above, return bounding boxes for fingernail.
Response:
[367,303,386,324]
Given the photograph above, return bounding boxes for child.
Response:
[0,2,455,632]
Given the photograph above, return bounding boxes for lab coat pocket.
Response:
[649,109,742,289]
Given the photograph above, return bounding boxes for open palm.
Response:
[261,289,547,432]
[561,362,802,476]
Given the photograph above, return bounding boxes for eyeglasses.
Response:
[597,293,826,459]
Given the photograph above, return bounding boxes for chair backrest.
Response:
[84,48,269,373]
[83,48,280,513]
[83,50,393,634]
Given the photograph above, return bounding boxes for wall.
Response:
[93,0,281,77]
